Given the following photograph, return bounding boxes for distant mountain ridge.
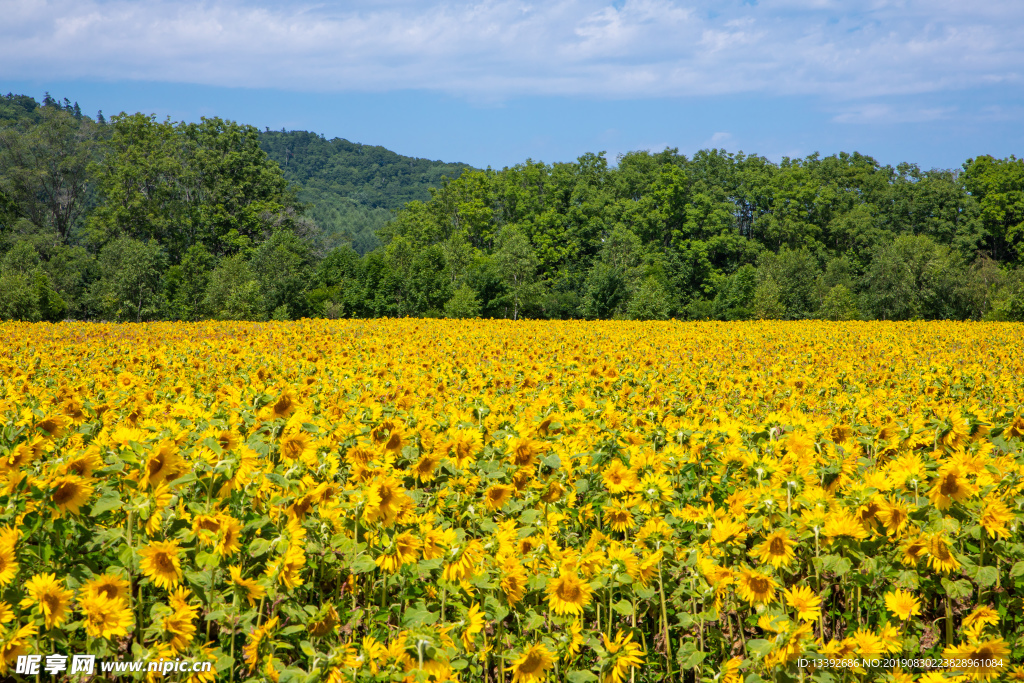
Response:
[258,130,474,253]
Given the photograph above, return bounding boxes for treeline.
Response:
[2,92,1023,323]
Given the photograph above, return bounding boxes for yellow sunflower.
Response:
[485,484,514,510]
[943,638,1010,680]
[49,474,94,518]
[81,593,134,639]
[926,533,960,574]
[507,643,554,683]
[884,589,921,621]
[783,585,822,622]
[139,540,184,590]
[736,569,777,605]
[19,573,73,629]
[546,570,593,616]
[375,532,421,573]
[82,572,131,602]
[229,565,267,607]
[751,530,796,568]
[0,543,18,586]
[601,630,645,683]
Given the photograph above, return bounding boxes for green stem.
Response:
[658,562,673,677]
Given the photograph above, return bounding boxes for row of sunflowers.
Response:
[0,319,1022,682]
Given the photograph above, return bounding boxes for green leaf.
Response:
[612,600,633,616]
[746,639,773,657]
[91,490,123,517]
[248,538,272,557]
[1009,561,1024,579]
[349,555,378,574]
[680,650,706,670]
[403,606,438,628]
[566,671,599,683]
[300,641,316,658]
[542,453,562,469]
[975,566,999,587]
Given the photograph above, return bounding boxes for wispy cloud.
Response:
[1,0,1021,103]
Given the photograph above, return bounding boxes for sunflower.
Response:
[140,540,184,590]
[19,573,73,629]
[309,604,339,637]
[603,499,635,532]
[266,544,306,589]
[510,436,544,468]
[878,497,912,536]
[962,605,1000,630]
[0,544,17,587]
[362,475,408,527]
[736,569,777,605]
[229,565,267,607]
[540,482,564,504]
[0,622,36,674]
[48,474,94,518]
[507,643,554,683]
[375,532,420,573]
[602,461,637,494]
[823,510,869,541]
[82,572,131,602]
[900,534,928,567]
[81,593,134,639]
[601,630,645,683]
[783,585,822,622]
[141,440,182,489]
[485,484,514,510]
[927,533,960,574]
[979,499,1013,540]
[412,453,441,482]
[928,463,976,510]
[279,431,315,462]
[165,589,200,653]
[884,589,921,621]
[498,554,529,606]
[60,446,103,478]
[442,539,483,583]
[852,628,884,658]
[263,391,298,420]
[460,603,485,650]
[35,414,70,440]
[546,570,593,616]
[943,638,1010,680]
[751,531,796,568]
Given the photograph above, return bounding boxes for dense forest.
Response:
[1,91,1023,322]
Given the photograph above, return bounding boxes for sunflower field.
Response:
[0,319,1023,682]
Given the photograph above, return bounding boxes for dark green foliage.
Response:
[3,91,1024,322]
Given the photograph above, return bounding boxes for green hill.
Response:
[259,130,473,253]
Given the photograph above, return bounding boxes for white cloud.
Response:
[0,0,1022,103]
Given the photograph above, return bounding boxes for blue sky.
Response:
[2,0,1022,170]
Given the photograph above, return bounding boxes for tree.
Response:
[90,237,167,321]
[444,284,482,318]
[409,244,451,315]
[626,277,670,320]
[495,226,541,319]
[165,244,215,320]
[89,114,297,261]
[819,284,859,321]
[202,255,261,320]
[0,106,98,241]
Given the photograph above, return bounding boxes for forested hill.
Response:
[2,91,1023,323]
[259,131,473,254]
